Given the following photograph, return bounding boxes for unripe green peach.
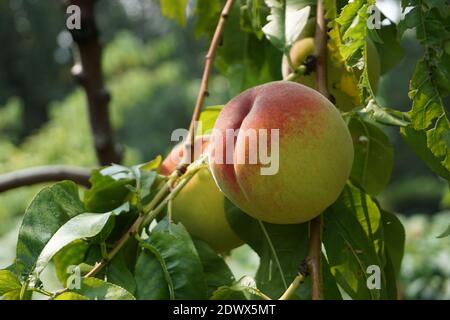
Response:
[282,37,380,110]
[160,137,243,252]
[209,81,354,224]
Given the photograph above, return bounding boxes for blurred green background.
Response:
[0,0,448,299]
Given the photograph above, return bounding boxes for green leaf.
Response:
[33,203,130,277]
[335,0,378,103]
[336,0,373,65]
[348,115,394,195]
[134,221,208,300]
[262,0,312,52]
[193,0,222,37]
[437,224,450,238]
[193,239,236,298]
[225,199,310,299]
[104,249,137,295]
[381,211,405,277]
[139,155,162,172]
[408,60,450,171]
[99,164,135,180]
[54,292,88,300]
[15,181,85,279]
[216,3,282,96]
[401,126,450,181]
[211,276,265,300]
[84,168,133,212]
[130,165,157,201]
[399,2,450,171]
[240,0,270,39]
[134,243,169,300]
[69,277,135,300]
[372,25,405,75]
[383,251,399,300]
[321,254,342,300]
[53,240,89,286]
[323,183,386,300]
[1,290,21,300]
[196,106,223,136]
[359,100,410,127]
[160,0,189,26]
[0,270,21,299]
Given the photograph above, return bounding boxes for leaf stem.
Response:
[167,198,174,224]
[29,287,53,297]
[19,281,29,300]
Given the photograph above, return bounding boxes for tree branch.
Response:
[307,0,329,300]
[314,0,328,97]
[65,0,122,165]
[0,165,91,192]
[307,215,322,299]
[185,0,234,163]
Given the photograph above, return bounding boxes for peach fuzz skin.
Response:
[208,81,354,224]
[160,136,243,252]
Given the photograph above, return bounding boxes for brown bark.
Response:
[0,165,91,192]
[307,0,329,300]
[65,0,122,165]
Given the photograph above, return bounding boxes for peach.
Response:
[160,136,243,252]
[282,37,381,111]
[208,81,354,224]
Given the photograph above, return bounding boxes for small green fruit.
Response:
[160,137,243,252]
[282,37,381,110]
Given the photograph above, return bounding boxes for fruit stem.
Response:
[140,171,197,229]
[286,65,307,81]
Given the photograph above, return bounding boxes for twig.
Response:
[83,172,179,278]
[51,172,179,299]
[307,0,328,300]
[185,0,234,162]
[0,165,91,192]
[274,260,308,300]
[307,215,322,300]
[278,273,306,300]
[64,0,122,165]
[82,164,199,280]
[314,0,328,97]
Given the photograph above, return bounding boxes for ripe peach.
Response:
[160,136,243,252]
[208,81,354,224]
